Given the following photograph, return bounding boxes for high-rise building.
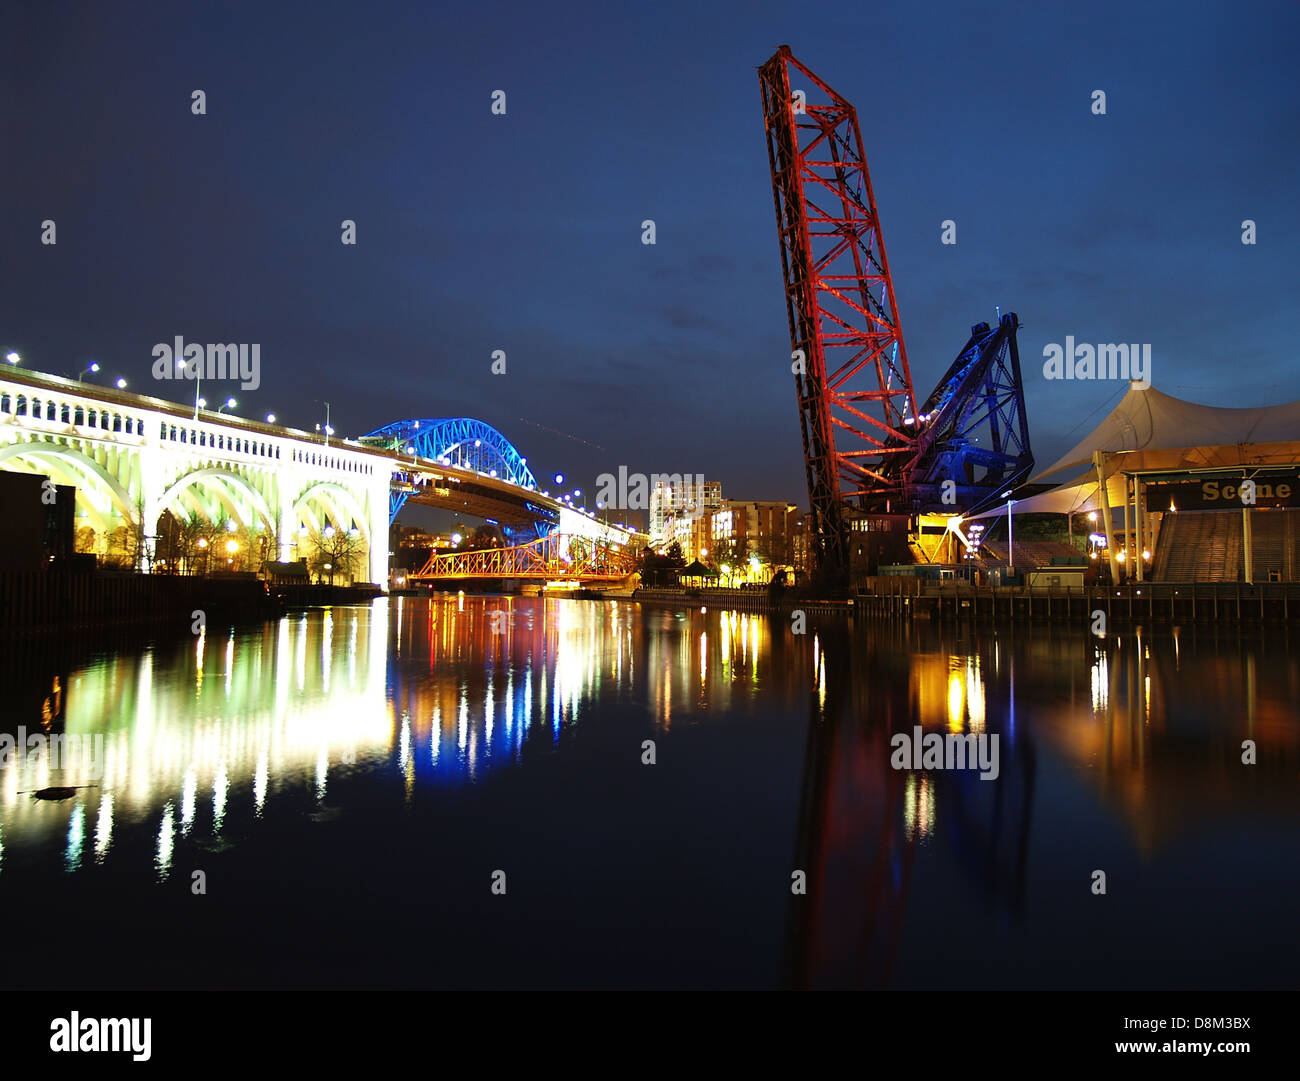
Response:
[651,478,722,551]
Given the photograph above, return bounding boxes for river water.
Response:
[1,595,1296,989]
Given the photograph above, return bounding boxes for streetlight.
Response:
[178,357,202,420]
[218,397,237,413]
[313,400,332,447]
[266,413,276,424]
[78,362,100,382]
[1002,490,1016,575]
[554,473,564,485]
[5,352,19,365]
[115,378,128,389]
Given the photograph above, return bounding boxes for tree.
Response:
[308,523,365,585]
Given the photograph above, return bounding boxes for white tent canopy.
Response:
[966,383,1300,523]
[1034,383,1300,484]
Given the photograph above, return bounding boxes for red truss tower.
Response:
[759,46,918,582]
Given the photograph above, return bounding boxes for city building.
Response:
[709,500,799,582]
[650,478,722,551]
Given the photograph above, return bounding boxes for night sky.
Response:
[3,0,1297,518]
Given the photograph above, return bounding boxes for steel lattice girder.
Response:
[411,533,636,581]
[360,418,538,492]
[906,312,1033,513]
[760,47,919,579]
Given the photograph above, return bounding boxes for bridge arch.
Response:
[157,467,278,533]
[292,481,372,540]
[361,418,537,490]
[0,441,135,533]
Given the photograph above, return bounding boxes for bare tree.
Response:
[308,524,366,585]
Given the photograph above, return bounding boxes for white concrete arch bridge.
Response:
[0,368,638,584]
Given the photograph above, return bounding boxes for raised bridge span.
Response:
[0,368,638,585]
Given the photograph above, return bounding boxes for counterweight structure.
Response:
[759,47,1032,581]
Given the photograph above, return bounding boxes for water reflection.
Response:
[0,597,1296,990]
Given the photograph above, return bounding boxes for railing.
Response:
[413,534,637,581]
[858,578,1300,625]
[1,373,379,478]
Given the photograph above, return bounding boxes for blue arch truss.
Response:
[360,417,539,523]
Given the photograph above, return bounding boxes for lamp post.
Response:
[1002,491,1016,575]
[78,362,100,382]
[313,400,332,447]
[217,397,237,414]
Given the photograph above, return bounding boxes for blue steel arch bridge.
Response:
[358,417,558,544]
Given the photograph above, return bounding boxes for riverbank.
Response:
[626,580,1300,626]
[0,570,382,635]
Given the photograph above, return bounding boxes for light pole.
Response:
[314,400,332,447]
[1002,491,1016,575]
[78,362,100,382]
[217,397,237,414]
[178,357,202,420]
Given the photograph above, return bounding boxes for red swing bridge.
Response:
[410,532,639,584]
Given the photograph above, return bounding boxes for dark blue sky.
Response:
[3,0,1297,512]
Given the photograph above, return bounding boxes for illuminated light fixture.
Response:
[323,525,335,538]
[554,474,564,485]
[116,378,128,389]
[267,413,277,423]
[1142,550,1151,560]
[1117,551,1127,562]
[225,539,238,555]
[5,352,19,364]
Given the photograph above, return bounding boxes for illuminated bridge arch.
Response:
[0,441,136,534]
[360,418,538,521]
[157,467,277,534]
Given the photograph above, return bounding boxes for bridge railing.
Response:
[413,533,638,581]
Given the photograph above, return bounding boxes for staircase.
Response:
[1153,509,1300,582]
